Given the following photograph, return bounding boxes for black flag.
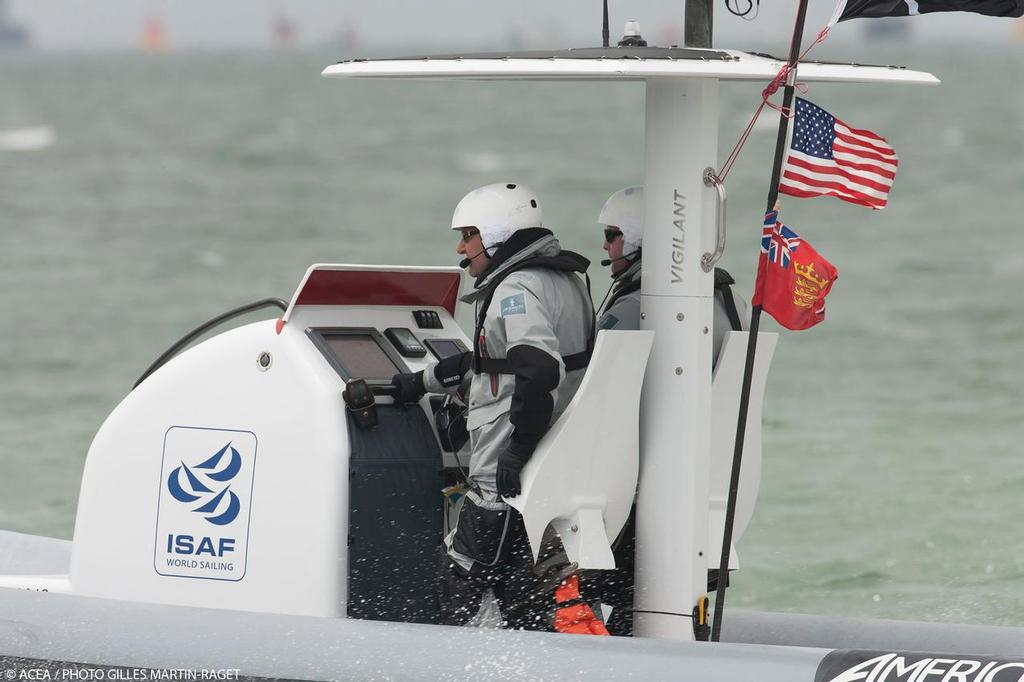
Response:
[839,0,1024,20]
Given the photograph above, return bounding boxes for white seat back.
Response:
[506,330,654,570]
[707,331,778,569]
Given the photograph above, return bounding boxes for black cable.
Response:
[633,609,694,619]
[725,0,759,18]
[133,297,288,389]
[595,254,639,319]
[596,279,615,318]
[444,396,470,482]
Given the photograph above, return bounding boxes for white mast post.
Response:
[634,76,719,641]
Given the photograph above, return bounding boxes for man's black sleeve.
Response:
[506,344,561,451]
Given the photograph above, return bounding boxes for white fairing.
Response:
[708,331,778,568]
[507,330,655,570]
[64,264,469,618]
[70,320,349,616]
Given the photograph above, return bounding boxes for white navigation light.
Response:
[623,20,642,38]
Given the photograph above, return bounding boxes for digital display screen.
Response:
[424,338,466,360]
[390,328,418,345]
[322,334,401,379]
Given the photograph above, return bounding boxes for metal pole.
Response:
[710,0,811,643]
[684,0,714,48]
[602,0,610,47]
[634,76,718,641]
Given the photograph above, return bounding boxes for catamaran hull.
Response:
[1,523,1021,677]
[0,585,828,681]
[0,580,1021,681]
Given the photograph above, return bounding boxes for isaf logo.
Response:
[166,442,242,526]
[155,427,257,582]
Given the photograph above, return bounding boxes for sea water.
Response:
[1,43,1022,626]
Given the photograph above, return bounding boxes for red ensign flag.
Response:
[753,211,839,331]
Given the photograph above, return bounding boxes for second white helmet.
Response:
[451,182,543,253]
[598,186,643,258]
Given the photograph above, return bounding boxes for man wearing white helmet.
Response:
[593,186,749,636]
[596,186,645,332]
[390,182,606,634]
[597,185,748,367]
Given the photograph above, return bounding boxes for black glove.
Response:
[391,371,426,404]
[433,350,472,389]
[496,439,535,498]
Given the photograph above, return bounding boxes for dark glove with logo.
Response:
[433,350,472,389]
[496,439,535,498]
[391,371,426,404]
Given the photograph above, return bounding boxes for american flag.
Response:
[761,211,801,268]
[779,98,898,210]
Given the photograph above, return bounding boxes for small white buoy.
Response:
[0,126,55,152]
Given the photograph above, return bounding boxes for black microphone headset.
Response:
[459,249,488,269]
[600,254,633,267]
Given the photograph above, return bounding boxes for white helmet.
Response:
[451,182,543,254]
[598,186,643,258]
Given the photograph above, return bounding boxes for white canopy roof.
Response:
[322,48,939,85]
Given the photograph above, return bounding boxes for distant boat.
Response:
[141,16,169,52]
[272,14,297,47]
[863,16,911,42]
[0,126,54,152]
[656,22,683,47]
[0,0,29,49]
[333,19,360,53]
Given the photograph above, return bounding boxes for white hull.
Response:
[1,530,1020,678]
[2,581,1021,680]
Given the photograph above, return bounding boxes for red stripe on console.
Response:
[294,270,462,315]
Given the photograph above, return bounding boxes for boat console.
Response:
[60,265,471,619]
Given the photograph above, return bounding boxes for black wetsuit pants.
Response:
[439,503,569,631]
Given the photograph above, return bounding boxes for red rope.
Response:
[719,100,766,182]
[717,25,832,183]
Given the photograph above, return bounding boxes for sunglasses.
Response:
[604,228,623,244]
[460,229,480,242]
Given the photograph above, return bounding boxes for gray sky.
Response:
[7,1,1020,50]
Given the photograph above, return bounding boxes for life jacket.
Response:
[603,262,743,332]
[471,247,595,376]
[604,276,641,313]
[715,266,744,332]
[601,253,642,314]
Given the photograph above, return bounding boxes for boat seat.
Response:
[707,330,778,569]
[506,330,654,570]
